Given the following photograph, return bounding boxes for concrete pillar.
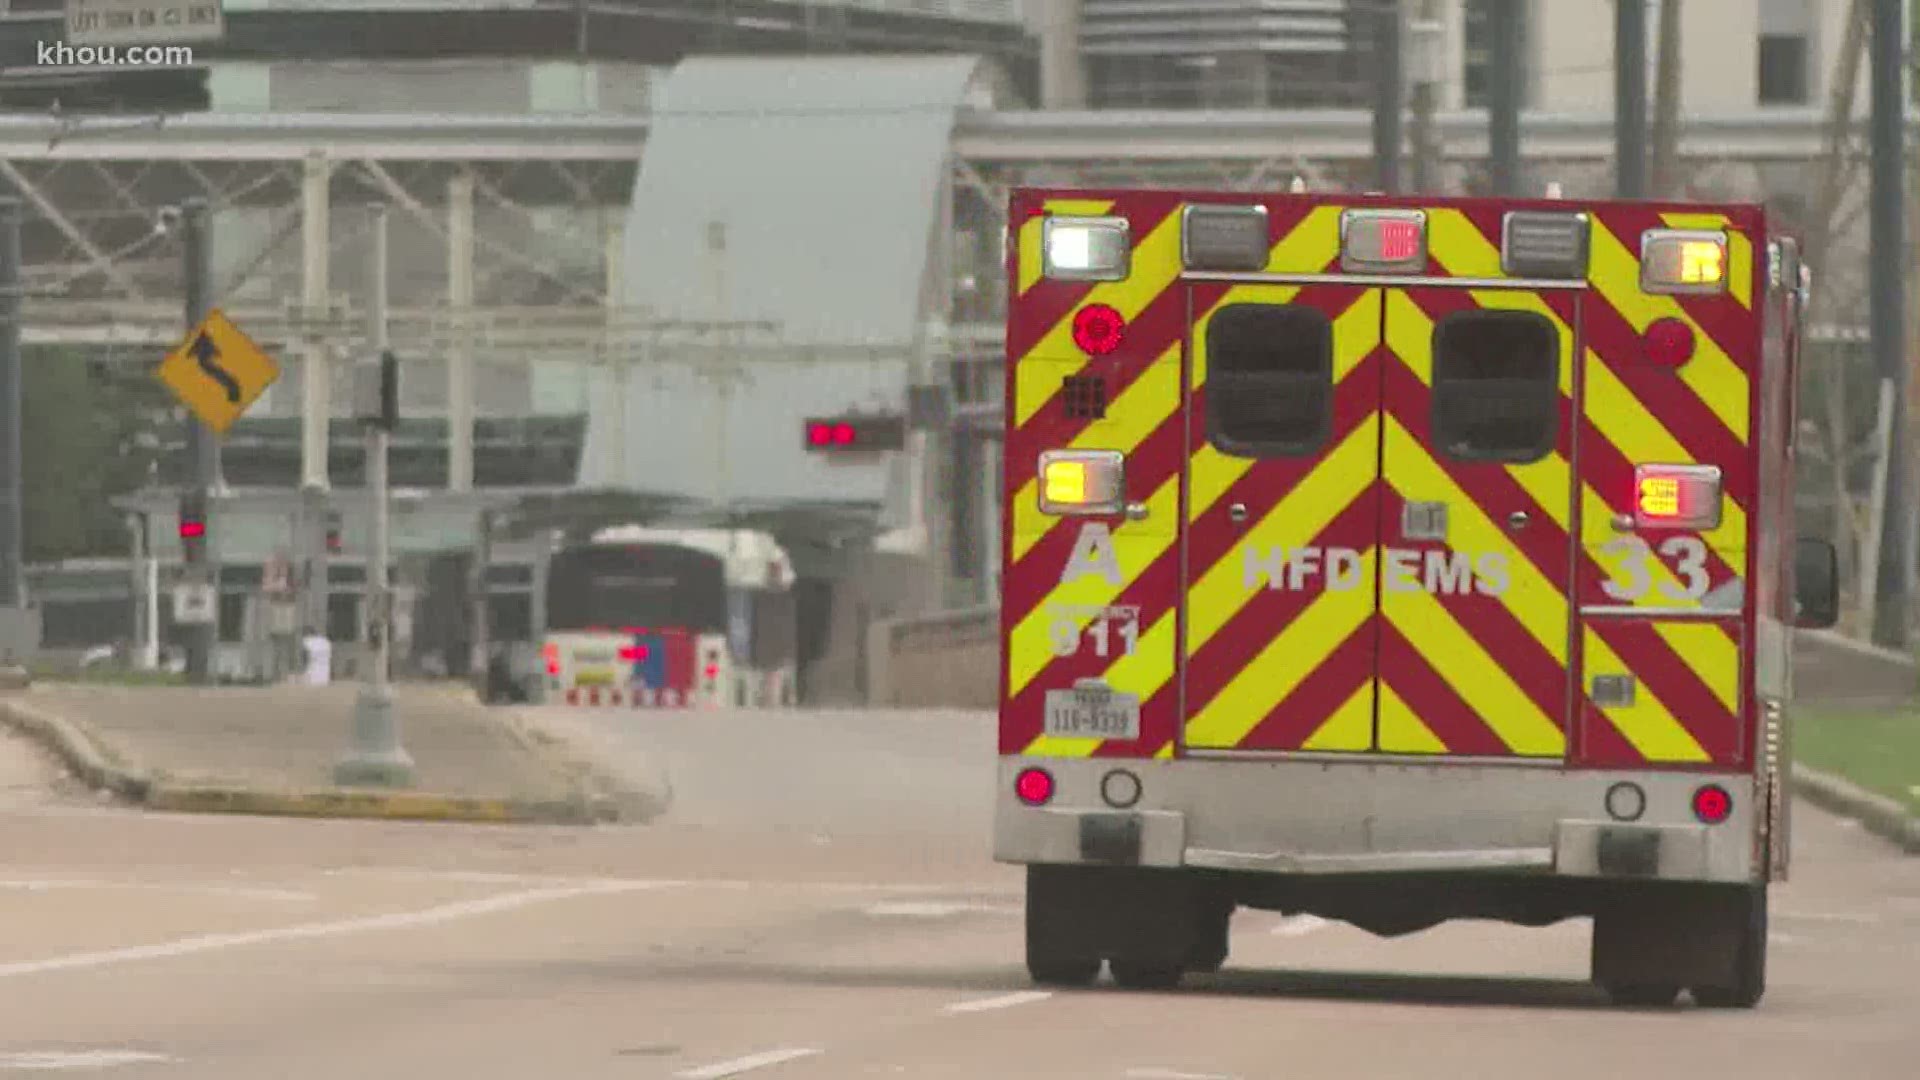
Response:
[299,153,331,491]
[1038,0,1085,108]
[447,169,476,493]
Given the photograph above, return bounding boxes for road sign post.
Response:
[335,202,413,789]
[153,199,281,684]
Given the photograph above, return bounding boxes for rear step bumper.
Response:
[995,757,1758,885]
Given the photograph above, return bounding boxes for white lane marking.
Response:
[0,1051,177,1070]
[941,990,1053,1015]
[674,1048,822,1078]
[864,901,1020,918]
[1776,910,1880,924]
[0,882,668,980]
[0,879,315,902]
[1125,1070,1237,1080]
[1268,915,1328,937]
[326,868,1017,898]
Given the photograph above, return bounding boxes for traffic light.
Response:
[802,414,907,454]
[177,489,207,564]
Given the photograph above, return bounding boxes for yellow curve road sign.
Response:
[155,309,281,435]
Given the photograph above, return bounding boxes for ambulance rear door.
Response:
[1374,286,1575,759]
[1180,282,1386,754]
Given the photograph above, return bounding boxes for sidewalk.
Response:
[0,682,653,824]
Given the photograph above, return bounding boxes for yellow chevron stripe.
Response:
[1380,584,1566,756]
[1005,474,1180,700]
[1659,211,1753,310]
[1303,682,1376,752]
[1581,626,1712,762]
[1013,212,1185,429]
[1185,417,1380,655]
[1259,204,1345,274]
[1376,680,1448,754]
[1017,198,1115,296]
[1426,208,1504,280]
[1009,346,1183,560]
[1377,416,1568,663]
[1186,562,1378,749]
[1654,620,1741,713]
[1588,217,1751,442]
[1155,741,1174,760]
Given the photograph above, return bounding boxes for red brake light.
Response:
[1014,767,1055,806]
[617,645,646,661]
[545,660,560,676]
[1071,304,1126,356]
[1692,784,1732,824]
[703,663,720,680]
[1379,219,1422,262]
[1643,317,1696,367]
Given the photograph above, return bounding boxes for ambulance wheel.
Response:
[1109,956,1184,991]
[1691,885,1768,1009]
[1185,901,1231,973]
[1025,866,1101,988]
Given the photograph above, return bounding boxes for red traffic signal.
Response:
[802,414,906,453]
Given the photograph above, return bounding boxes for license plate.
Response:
[1043,687,1141,741]
[573,669,615,687]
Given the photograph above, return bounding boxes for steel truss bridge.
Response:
[1,105,1892,354]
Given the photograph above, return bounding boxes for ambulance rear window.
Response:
[1431,311,1560,464]
[1205,303,1333,457]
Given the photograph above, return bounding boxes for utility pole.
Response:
[1485,0,1523,195]
[181,198,218,685]
[336,201,413,787]
[1371,0,1404,192]
[1614,0,1649,197]
[1406,0,1445,194]
[1648,0,1683,196]
[0,199,21,616]
[1867,0,1908,647]
[1808,0,1869,605]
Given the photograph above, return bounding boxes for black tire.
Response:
[1606,983,1682,1007]
[1186,902,1231,973]
[1025,866,1101,989]
[1028,952,1101,988]
[1110,957,1184,991]
[1693,885,1767,1009]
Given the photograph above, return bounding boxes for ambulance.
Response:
[995,187,1841,1008]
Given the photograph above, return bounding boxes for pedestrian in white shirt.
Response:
[300,627,332,686]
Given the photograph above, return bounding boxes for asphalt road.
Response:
[0,708,1915,1079]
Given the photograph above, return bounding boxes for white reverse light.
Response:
[1043,216,1130,282]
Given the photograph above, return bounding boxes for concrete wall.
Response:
[862,611,1919,711]
[866,604,998,709]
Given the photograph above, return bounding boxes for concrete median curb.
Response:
[141,784,607,825]
[0,696,151,802]
[0,693,619,826]
[1791,764,1920,855]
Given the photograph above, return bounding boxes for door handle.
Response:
[1229,503,1249,523]
[1507,510,1530,531]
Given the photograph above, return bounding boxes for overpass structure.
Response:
[0,103,1887,349]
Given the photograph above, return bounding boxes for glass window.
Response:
[1205,304,1334,459]
[1431,310,1561,464]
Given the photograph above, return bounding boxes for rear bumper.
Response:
[994,756,1759,885]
